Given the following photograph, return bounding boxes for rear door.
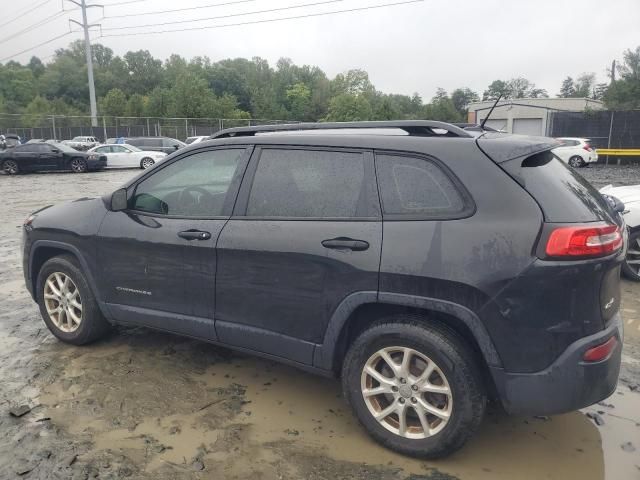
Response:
[215,146,382,364]
[35,144,61,169]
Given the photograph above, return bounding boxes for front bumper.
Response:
[490,312,622,415]
[87,157,107,170]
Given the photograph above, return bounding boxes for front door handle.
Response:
[178,230,211,241]
[321,237,369,251]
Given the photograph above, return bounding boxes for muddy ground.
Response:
[0,166,639,480]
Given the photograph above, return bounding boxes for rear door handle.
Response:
[321,237,369,251]
[178,230,211,241]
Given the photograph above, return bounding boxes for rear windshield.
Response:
[501,151,615,223]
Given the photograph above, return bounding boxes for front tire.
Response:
[342,318,485,458]
[70,157,88,173]
[140,157,155,169]
[2,159,19,175]
[569,155,585,168]
[623,230,640,281]
[36,255,111,345]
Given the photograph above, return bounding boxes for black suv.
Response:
[125,136,186,154]
[22,121,624,458]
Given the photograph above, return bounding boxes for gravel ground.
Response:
[578,164,640,189]
[0,167,639,480]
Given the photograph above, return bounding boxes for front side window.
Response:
[111,146,128,153]
[376,154,467,217]
[131,148,245,217]
[95,146,111,153]
[246,148,366,218]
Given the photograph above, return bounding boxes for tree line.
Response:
[0,41,638,127]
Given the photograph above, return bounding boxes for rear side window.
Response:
[246,149,367,218]
[502,151,614,222]
[375,154,468,218]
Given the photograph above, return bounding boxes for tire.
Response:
[342,317,486,459]
[622,230,640,281]
[140,157,155,169]
[568,155,585,168]
[2,159,19,175]
[70,157,88,173]
[36,255,111,345]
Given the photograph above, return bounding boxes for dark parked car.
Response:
[2,142,106,174]
[124,136,186,154]
[21,121,623,458]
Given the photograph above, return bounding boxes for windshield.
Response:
[125,144,142,152]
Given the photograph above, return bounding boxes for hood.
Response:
[599,184,640,205]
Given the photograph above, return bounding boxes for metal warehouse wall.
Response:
[549,110,640,150]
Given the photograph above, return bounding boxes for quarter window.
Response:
[246,149,367,218]
[375,154,466,217]
[131,148,245,217]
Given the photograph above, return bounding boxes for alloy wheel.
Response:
[569,156,584,168]
[3,160,18,174]
[361,346,453,439]
[141,158,154,169]
[71,158,87,173]
[626,235,640,278]
[43,272,83,333]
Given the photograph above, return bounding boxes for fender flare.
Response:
[29,240,109,317]
[313,291,502,371]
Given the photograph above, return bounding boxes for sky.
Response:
[1,0,639,100]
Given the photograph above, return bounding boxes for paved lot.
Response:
[0,167,639,479]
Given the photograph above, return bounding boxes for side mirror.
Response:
[111,188,128,211]
[51,148,60,153]
[173,144,180,150]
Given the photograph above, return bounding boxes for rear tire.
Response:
[2,159,19,175]
[569,155,585,168]
[36,255,111,345]
[70,157,88,173]
[622,230,640,282]
[342,317,486,458]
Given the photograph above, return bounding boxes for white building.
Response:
[467,97,605,136]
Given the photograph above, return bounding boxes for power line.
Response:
[102,0,345,31]
[0,0,54,29]
[0,31,73,63]
[104,0,260,19]
[99,0,423,37]
[102,0,148,5]
[0,10,68,45]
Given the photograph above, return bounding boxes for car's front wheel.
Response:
[2,159,19,175]
[342,318,485,458]
[70,157,88,173]
[623,230,640,281]
[140,157,155,169]
[36,255,111,345]
[569,155,585,168]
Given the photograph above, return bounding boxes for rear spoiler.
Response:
[477,133,561,163]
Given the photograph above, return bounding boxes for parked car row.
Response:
[1,142,106,174]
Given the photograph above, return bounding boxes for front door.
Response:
[97,146,251,339]
[215,147,382,364]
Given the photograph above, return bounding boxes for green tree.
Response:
[558,76,576,97]
[451,88,479,116]
[168,72,216,117]
[483,80,510,100]
[574,73,596,97]
[422,88,462,122]
[285,82,312,120]
[125,93,146,117]
[325,93,372,121]
[604,46,640,109]
[22,95,52,127]
[100,88,127,116]
[145,87,172,117]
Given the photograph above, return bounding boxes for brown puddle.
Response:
[35,335,631,480]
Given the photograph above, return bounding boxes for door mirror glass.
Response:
[111,188,128,211]
[173,144,180,150]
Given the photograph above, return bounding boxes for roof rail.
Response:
[210,120,473,139]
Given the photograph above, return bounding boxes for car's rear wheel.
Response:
[70,157,88,173]
[36,255,111,345]
[2,159,19,175]
[622,230,640,281]
[569,155,585,168]
[342,318,485,458]
[140,157,155,169]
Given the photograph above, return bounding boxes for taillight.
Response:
[583,143,593,152]
[545,224,622,258]
[583,336,617,362]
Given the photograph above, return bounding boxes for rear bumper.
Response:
[490,312,622,415]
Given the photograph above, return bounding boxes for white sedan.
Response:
[88,144,167,169]
[552,137,598,168]
[600,184,640,281]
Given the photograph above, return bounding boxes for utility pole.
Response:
[68,0,101,127]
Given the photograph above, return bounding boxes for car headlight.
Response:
[88,154,98,160]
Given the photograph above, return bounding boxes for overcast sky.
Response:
[2,0,639,100]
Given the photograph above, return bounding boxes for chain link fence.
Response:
[549,110,640,150]
[0,114,297,142]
